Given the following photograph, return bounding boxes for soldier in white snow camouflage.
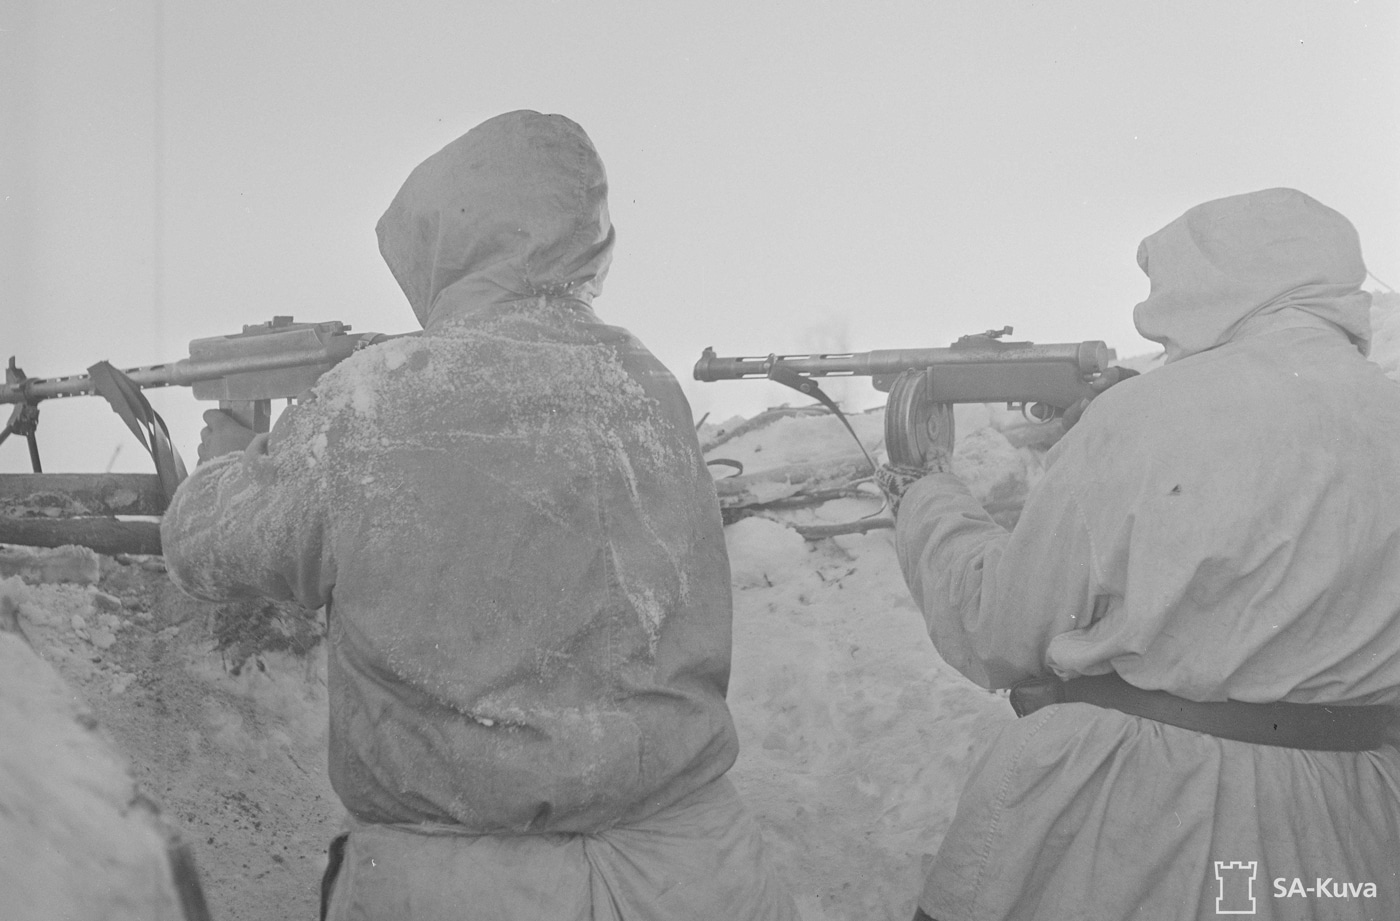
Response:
[883,188,1400,921]
[162,110,798,921]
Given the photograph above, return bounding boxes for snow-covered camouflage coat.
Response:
[160,112,740,836]
[897,188,1400,920]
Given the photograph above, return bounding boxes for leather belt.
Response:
[1009,673,1395,751]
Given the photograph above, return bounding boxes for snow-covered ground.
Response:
[2,292,1397,920]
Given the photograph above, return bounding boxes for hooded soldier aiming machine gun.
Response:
[1,317,404,554]
[693,327,1119,469]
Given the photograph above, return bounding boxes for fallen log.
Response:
[0,516,162,556]
[0,473,167,555]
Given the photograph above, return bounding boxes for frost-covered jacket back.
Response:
[160,112,739,834]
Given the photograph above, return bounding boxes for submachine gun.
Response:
[693,326,1118,468]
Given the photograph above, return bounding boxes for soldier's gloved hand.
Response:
[197,409,256,464]
[1061,366,1140,432]
[875,447,952,517]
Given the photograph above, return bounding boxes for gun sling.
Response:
[1009,673,1394,751]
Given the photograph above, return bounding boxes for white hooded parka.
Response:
[898,188,1400,921]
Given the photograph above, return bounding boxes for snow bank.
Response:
[726,524,1012,920]
[726,517,813,588]
[0,578,185,921]
[0,543,101,586]
[2,553,339,920]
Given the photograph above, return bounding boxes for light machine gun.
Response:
[1,317,406,554]
[693,327,1118,468]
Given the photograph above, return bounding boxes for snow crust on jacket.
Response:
[160,111,740,835]
[896,188,1400,919]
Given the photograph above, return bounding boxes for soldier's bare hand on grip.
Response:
[197,409,256,463]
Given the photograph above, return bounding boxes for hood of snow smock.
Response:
[1133,187,1371,363]
[376,110,615,327]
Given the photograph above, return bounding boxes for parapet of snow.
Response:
[0,579,185,921]
[3,554,338,918]
[0,544,101,586]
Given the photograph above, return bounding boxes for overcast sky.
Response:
[3,0,1397,474]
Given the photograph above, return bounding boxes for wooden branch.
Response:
[0,474,168,517]
[713,452,873,508]
[0,517,162,556]
[793,516,894,540]
[751,485,874,509]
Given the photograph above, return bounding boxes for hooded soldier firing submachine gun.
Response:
[693,327,1122,470]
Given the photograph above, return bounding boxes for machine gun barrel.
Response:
[2,316,417,483]
[1,320,406,407]
[1,343,344,403]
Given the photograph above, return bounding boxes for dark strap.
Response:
[705,457,744,476]
[765,361,879,476]
[167,839,212,921]
[1010,673,1395,751]
[320,832,350,921]
[87,361,188,500]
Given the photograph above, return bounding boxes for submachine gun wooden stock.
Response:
[694,327,1118,467]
